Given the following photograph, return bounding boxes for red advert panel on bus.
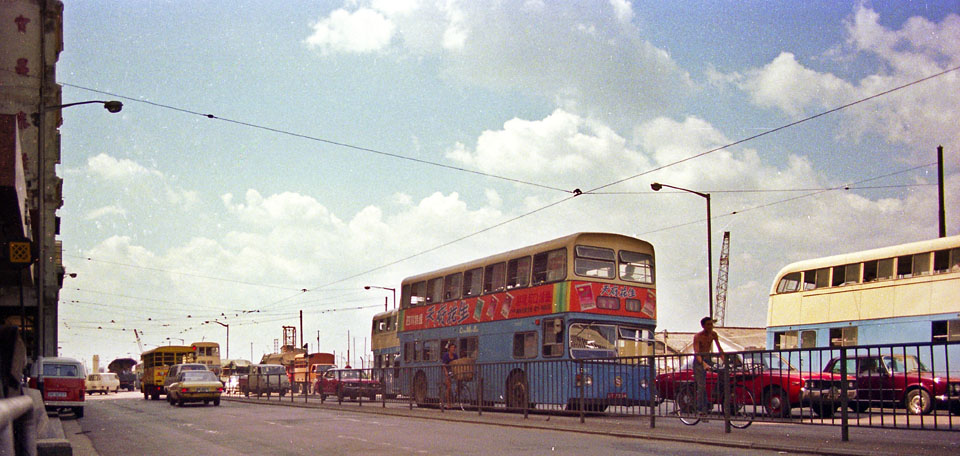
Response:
[401,282,654,331]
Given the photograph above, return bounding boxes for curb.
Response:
[221,396,879,456]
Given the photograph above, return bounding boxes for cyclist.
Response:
[441,342,459,405]
[692,317,724,416]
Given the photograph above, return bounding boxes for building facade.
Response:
[0,0,66,358]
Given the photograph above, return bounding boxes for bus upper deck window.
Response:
[427,277,443,304]
[913,252,932,276]
[533,249,566,285]
[574,245,615,279]
[619,251,653,284]
[897,255,913,278]
[507,256,531,289]
[463,268,483,297]
[777,272,800,293]
[484,262,506,294]
[443,273,462,301]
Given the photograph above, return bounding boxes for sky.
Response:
[53,0,960,369]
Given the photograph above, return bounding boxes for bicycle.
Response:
[443,372,474,411]
[674,357,757,429]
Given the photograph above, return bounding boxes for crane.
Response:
[133,328,144,353]
[715,231,731,327]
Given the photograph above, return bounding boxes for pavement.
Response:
[63,395,960,456]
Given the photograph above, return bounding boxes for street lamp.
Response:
[364,285,396,311]
[165,337,184,345]
[205,320,229,359]
[650,182,714,320]
[34,99,123,358]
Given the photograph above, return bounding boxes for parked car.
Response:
[85,373,120,394]
[243,364,290,397]
[166,370,223,406]
[656,352,856,418]
[824,354,960,415]
[313,368,381,402]
[28,357,86,418]
[163,363,210,391]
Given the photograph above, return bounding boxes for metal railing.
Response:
[0,395,37,456]
[229,340,960,438]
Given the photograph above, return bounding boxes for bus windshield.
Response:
[569,323,617,358]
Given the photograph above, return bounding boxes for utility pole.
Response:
[938,145,946,238]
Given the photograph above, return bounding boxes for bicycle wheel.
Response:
[456,382,472,411]
[725,385,755,429]
[675,385,700,425]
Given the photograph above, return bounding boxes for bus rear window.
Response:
[619,251,653,284]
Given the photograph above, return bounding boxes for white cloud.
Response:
[724,5,960,161]
[739,52,852,116]
[86,153,163,181]
[304,8,396,54]
[85,205,126,220]
[446,108,643,189]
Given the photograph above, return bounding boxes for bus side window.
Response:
[444,273,462,301]
[513,332,537,359]
[427,277,443,304]
[460,336,478,359]
[533,249,566,285]
[483,262,506,294]
[463,268,483,297]
[507,256,531,289]
[422,340,439,362]
[542,318,564,358]
[776,272,800,293]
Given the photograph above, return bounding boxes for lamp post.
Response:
[165,337,184,346]
[34,99,123,357]
[651,182,714,319]
[364,285,396,311]
[205,320,229,359]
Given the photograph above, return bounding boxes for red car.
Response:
[656,352,856,418]
[824,354,960,415]
[313,368,381,402]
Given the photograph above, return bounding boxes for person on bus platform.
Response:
[441,343,459,405]
[692,317,724,416]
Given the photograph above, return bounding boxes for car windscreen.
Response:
[884,355,929,373]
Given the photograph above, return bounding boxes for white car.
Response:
[86,373,121,394]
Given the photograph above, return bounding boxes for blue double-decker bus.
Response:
[396,232,657,412]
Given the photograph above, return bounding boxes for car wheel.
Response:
[177,398,184,407]
[850,401,871,413]
[203,400,209,405]
[763,387,791,418]
[214,398,221,406]
[949,401,960,416]
[905,389,933,415]
[73,407,84,418]
[320,394,327,403]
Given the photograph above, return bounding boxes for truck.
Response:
[107,357,138,391]
[292,352,336,394]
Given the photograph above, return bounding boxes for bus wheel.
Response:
[505,371,529,410]
[412,371,428,405]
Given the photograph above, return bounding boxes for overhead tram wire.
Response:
[61,66,958,317]
[581,64,960,196]
[61,82,574,195]
[637,162,937,236]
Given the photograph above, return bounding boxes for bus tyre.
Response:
[214,398,221,406]
[763,387,791,418]
[506,371,529,410]
[905,388,933,415]
[412,371,428,405]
